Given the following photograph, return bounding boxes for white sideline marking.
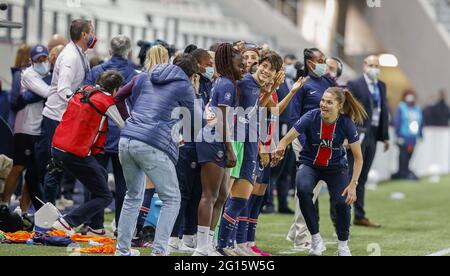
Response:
[428,248,450,256]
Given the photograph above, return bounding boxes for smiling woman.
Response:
[271,87,366,256]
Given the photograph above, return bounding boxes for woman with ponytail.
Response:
[144,45,169,72]
[272,87,367,257]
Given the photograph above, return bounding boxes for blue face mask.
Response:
[33,62,50,76]
[312,63,327,78]
[285,64,297,80]
[202,67,215,81]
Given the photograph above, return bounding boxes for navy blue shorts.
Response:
[13,133,38,167]
[196,142,227,168]
[256,165,270,185]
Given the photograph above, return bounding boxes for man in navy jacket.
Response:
[347,55,390,228]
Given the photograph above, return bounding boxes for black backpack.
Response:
[0,206,23,233]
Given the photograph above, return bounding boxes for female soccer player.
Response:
[194,43,245,256]
[217,51,283,256]
[272,87,367,256]
[288,47,336,250]
[242,47,260,74]
[242,74,309,256]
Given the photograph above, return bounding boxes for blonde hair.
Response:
[14,44,31,68]
[325,87,368,125]
[144,45,169,72]
[49,45,65,64]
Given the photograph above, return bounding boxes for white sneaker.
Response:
[115,249,141,256]
[207,244,218,256]
[309,238,327,256]
[183,234,197,249]
[111,219,117,234]
[208,249,225,256]
[237,244,260,256]
[54,196,74,210]
[192,249,208,256]
[52,218,75,236]
[338,246,352,256]
[86,227,110,237]
[55,200,66,211]
[60,196,74,208]
[13,207,22,217]
[169,238,195,253]
[293,242,311,252]
[223,247,240,257]
[231,244,250,256]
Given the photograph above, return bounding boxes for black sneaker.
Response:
[261,205,275,214]
[279,207,295,215]
[76,224,90,235]
[0,206,23,233]
[131,226,155,248]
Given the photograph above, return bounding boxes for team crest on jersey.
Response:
[216,151,225,162]
[224,92,232,101]
[191,162,197,169]
[319,138,333,148]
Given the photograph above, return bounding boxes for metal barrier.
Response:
[372,127,450,181]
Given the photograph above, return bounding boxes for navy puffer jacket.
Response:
[120,64,197,164]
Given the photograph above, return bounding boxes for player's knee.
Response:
[201,190,219,204]
[334,197,349,210]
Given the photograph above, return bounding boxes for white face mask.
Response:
[202,67,215,81]
[405,95,416,103]
[33,61,50,76]
[285,64,297,79]
[312,63,327,78]
[366,68,380,81]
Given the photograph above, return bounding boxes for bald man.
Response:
[47,34,69,53]
[346,55,390,228]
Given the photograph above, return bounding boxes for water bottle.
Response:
[88,240,102,246]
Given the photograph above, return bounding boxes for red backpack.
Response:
[52,85,115,158]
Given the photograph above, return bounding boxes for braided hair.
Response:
[300,48,323,77]
[215,43,242,103]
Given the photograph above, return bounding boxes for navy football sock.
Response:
[247,195,264,243]
[218,197,247,249]
[236,197,253,244]
[136,188,155,235]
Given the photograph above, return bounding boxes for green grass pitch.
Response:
[1,176,449,256]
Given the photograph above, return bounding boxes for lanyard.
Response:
[73,42,89,80]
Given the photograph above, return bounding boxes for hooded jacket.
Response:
[120,64,198,164]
